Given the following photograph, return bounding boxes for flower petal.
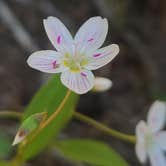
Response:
[85,44,119,70]
[43,17,73,54]
[74,16,108,53]
[135,121,148,163]
[147,101,166,132]
[135,142,147,163]
[27,50,66,73]
[136,121,148,143]
[60,70,94,94]
[155,131,166,151]
[149,147,166,166]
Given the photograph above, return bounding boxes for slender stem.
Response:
[0,111,22,120]
[21,89,72,148]
[39,89,71,130]
[74,112,136,144]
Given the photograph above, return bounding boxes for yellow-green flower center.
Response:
[63,53,88,72]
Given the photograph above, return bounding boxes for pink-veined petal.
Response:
[149,147,166,166]
[85,44,119,70]
[43,17,73,54]
[135,121,148,163]
[60,70,94,94]
[74,16,108,53]
[155,131,166,151]
[27,50,66,73]
[147,101,166,132]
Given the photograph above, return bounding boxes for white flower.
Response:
[27,16,119,94]
[93,77,112,92]
[136,101,166,166]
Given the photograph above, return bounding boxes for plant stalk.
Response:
[74,112,136,144]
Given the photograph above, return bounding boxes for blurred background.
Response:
[0,0,166,165]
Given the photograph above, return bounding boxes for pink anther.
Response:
[93,53,102,57]
[57,35,61,44]
[80,72,87,77]
[88,38,94,42]
[52,61,57,68]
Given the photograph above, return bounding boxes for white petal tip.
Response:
[147,100,166,131]
[112,44,120,54]
[44,16,53,20]
[73,89,90,95]
[103,18,108,23]
[27,55,37,70]
[27,56,33,68]
[60,70,95,95]
[43,19,46,23]
[70,84,94,95]
[92,16,107,20]
[43,17,49,23]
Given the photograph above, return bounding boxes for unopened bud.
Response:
[92,77,112,92]
[12,112,47,146]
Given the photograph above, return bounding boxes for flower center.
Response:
[62,53,88,72]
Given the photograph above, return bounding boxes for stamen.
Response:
[52,60,57,68]
[81,72,87,77]
[93,53,102,57]
[57,35,61,44]
[88,38,94,42]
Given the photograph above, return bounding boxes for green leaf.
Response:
[12,112,47,145]
[55,139,129,166]
[20,75,78,160]
[0,134,12,159]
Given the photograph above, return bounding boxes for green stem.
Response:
[0,111,22,120]
[0,110,136,144]
[39,89,71,130]
[74,112,136,144]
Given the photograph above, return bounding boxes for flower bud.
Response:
[92,77,112,92]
